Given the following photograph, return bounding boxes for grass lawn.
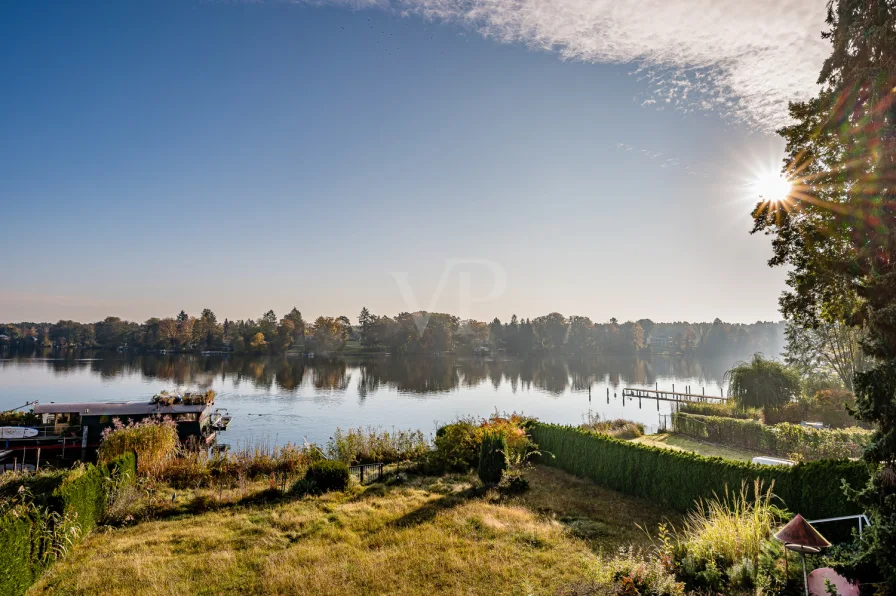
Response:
[631,432,760,462]
[30,466,679,596]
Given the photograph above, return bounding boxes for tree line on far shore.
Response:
[0,308,783,358]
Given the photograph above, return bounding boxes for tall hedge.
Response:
[530,423,868,519]
[0,508,43,596]
[672,412,870,459]
[0,451,137,596]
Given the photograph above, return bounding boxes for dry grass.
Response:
[631,432,760,462]
[29,467,677,596]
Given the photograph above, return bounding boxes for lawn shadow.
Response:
[388,485,485,529]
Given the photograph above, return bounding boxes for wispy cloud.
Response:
[309,0,829,131]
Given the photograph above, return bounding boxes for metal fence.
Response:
[349,463,384,484]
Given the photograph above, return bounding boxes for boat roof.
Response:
[33,401,211,416]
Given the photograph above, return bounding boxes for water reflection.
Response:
[0,349,742,396]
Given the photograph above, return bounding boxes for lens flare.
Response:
[751,170,793,203]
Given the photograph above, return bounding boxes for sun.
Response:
[751,170,793,203]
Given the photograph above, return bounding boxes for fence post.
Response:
[360,466,365,484]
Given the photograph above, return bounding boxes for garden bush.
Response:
[304,460,350,492]
[530,423,868,519]
[497,469,529,495]
[477,431,508,485]
[433,412,536,472]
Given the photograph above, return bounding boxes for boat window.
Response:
[176,413,198,421]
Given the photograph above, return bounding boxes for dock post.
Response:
[36,448,40,472]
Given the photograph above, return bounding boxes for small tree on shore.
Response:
[725,354,800,414]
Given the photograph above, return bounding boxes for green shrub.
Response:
[477,431,507,485]
[305,460,350,492]
[807,389,860,428]
[433,413,537,473]
[530,423,868,519]
[763,400,808,424]
[290,477,320,496]
[434,419,480,471]
[497,469,529,495]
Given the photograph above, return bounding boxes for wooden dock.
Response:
[621,387,728,404]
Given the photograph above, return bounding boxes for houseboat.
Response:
[1,391,231,466]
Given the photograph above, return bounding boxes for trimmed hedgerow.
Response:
[0,451,137,596]
[53,464,107,534]
[0,508,42,596]
[672,412,870,460]
[305,460,350,492]
[530,423,868,519]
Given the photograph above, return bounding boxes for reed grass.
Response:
[677,479,780,568]
[579,410,645,439]
[98,417,178,478]
[326,426,430,464]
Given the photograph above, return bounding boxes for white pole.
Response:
[801,552,809,596]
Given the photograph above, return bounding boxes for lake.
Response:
[0,351,744,447]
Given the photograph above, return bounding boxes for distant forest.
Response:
[0,308,784,358]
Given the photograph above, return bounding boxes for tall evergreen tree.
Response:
[752,0,896,585]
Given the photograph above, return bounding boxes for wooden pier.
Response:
[621,387,728,404]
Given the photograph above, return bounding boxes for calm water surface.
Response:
[0,351,742,446]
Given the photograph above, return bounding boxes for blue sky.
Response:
[0,1,828,324]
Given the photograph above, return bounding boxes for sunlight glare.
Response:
[751,170,793,203]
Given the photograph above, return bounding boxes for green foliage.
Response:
[672,412,870,460]
[807,388,860,428]
[326,426,429,465]
[0,410,41,426]
[726,354,801,412]
[305,460,349,493]
[563,547,685,596]
[497,469,529,495]
[433,419,480,471]
[477,431,508,485]
[530,423,868,519]
[431,413,537,473]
